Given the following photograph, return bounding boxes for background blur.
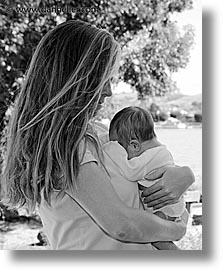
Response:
[0,0,202,250]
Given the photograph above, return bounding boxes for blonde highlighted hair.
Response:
[1,20,120,211]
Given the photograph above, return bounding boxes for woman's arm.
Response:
[141,166,195,210]
[66,162,188,244]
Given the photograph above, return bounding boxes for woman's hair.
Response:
[109,106,156,147]
[1,20,120,211]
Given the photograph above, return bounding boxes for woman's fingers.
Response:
[142,189,165,204]
[141,182,175,209]
[141,180,163,197]
[152,200,175,210]
[138,183,146,191]
[143,195,175,210]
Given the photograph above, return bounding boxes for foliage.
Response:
[0,0,194,132]
[159,111,168,121]
[148,103,167,122]
[120,21,195,99]
[0,202,19,221]
[192,100,202,111]
[194,113,202,122]
[170,110,183,119]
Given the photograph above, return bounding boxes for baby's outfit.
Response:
[103,140,185,220]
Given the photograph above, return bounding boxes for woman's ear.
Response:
[129,139,141,152]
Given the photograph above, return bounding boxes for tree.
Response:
[0,0,195,132]
[194,113,202,122]
[149,102,160,121]
[120,7,195,99]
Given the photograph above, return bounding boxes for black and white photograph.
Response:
[0,0,203,252]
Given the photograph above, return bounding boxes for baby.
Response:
[100,106,186,250]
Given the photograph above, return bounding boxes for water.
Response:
[155,128,202,193]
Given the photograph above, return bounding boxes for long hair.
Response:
[1,20,120,211]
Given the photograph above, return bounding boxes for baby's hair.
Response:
[109,106,156,146]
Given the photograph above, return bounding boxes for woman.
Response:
[2,20,194,250]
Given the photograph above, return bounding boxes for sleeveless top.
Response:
[38,125,154,250]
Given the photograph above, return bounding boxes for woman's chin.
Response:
[97,104,103,111]
[94,104,103,116]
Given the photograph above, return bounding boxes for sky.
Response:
[171,0,202,95]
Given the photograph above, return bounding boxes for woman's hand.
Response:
[141,166,195,210]
[68,161,189,244]
[151,209,189,250]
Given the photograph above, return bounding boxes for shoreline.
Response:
[154,122,202,129]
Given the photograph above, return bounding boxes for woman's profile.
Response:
[1,20,194,250]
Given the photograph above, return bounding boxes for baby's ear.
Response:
[129,139,141,152]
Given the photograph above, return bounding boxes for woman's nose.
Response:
[104,82,112,97]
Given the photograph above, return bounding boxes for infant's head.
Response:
[109,106,156,159]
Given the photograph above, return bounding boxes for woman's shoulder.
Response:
[93,121,109,134]
[78,139,98,166]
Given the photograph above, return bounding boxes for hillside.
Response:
[109,92,202,114]
[154,93,202,113]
